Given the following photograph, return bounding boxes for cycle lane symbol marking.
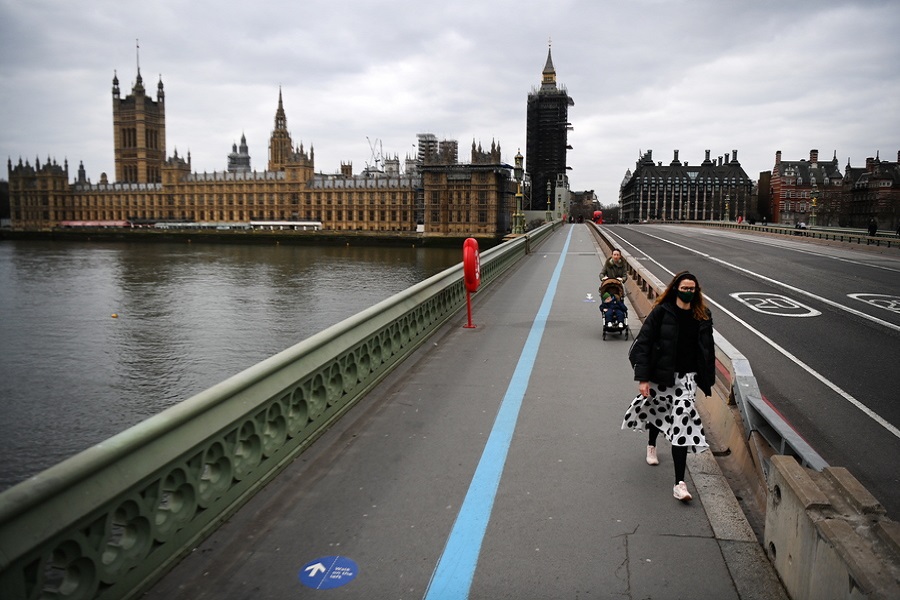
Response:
[729,292,821,317]
[848,293,900,314]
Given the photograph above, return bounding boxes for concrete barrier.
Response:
[766,456,900,600]
[589,223,900,600]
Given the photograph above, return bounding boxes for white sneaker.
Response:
[673,481,692,502]
[646,445,659,465]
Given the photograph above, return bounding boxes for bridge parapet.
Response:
[766,456,900,600]
[682,220,900,250]
[0,222,560,600]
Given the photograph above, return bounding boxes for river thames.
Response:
[0,239,460,491]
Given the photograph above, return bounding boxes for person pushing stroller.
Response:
[598,276,629,339]
[600,248,627,282]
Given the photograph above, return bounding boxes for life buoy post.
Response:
[463,237,480,328]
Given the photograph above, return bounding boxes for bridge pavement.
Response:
[143,224,787,599]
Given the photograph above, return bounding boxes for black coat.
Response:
[629,302,715,396]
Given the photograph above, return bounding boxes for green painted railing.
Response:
[0,222,560,600]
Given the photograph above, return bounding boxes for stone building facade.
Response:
[7,69,512,236]
[420,140,513,235]
[619,149,753,223]
[112,69,166,184]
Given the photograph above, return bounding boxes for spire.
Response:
[133,38,144,94]
[274,87,287,130]
[543,43,555,73]
[541,40,557,91]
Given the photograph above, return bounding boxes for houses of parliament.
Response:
[6,65,515,236]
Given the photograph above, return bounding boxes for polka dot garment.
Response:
[621,372,709,453]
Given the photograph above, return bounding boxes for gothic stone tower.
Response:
[267,88,314,181]
[112,68,166,183]
[526,45,574,211]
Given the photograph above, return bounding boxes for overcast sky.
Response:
[2,0,898,204]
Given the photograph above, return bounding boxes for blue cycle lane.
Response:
[145,224,779,599]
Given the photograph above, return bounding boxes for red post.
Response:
[463,238,480,328]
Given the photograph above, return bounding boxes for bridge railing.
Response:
[680,220,900,249]
[0,222,560,600]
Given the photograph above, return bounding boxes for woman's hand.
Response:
[638,381,650,398]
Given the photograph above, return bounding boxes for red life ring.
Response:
[463,238,480,293]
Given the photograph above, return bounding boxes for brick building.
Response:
[769,149,844,225]
[840,151,900,230]
[767,149,900,229]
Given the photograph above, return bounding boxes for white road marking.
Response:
[697,228,900,275]
[848,293,900,314]
[641,230,900,333]
[605,226,900,440]
[730,292,821,317]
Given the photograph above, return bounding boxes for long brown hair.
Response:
[653,271,710,320]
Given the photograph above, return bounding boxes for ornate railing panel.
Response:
[0,223,559,600]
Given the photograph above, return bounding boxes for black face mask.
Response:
[677,290,695,303]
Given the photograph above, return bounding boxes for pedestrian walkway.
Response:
[143,224,787,599]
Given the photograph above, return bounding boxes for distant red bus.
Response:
[592,210,603,224]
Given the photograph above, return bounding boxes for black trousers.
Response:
[648,424,688,484]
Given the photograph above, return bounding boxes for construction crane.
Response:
[364,137,385,176]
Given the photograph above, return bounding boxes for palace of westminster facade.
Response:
[7,67,515,236]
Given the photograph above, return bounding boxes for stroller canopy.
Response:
[600,278,625,298]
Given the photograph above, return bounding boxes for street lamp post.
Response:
[546,180,553,223]
[513,150,524,234]
[724,194,730,222]
[810,179,818,227]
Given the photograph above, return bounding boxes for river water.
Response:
[0,239,460,491]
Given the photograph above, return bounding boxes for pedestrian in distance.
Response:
[868,218,878,237]
[622,271,716,502]
[600,248,627,281]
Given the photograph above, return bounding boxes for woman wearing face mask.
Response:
[622,271,715,502]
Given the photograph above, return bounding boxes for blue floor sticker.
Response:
[299,555,358,590]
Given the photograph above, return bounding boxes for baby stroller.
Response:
[599,278,629,340]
